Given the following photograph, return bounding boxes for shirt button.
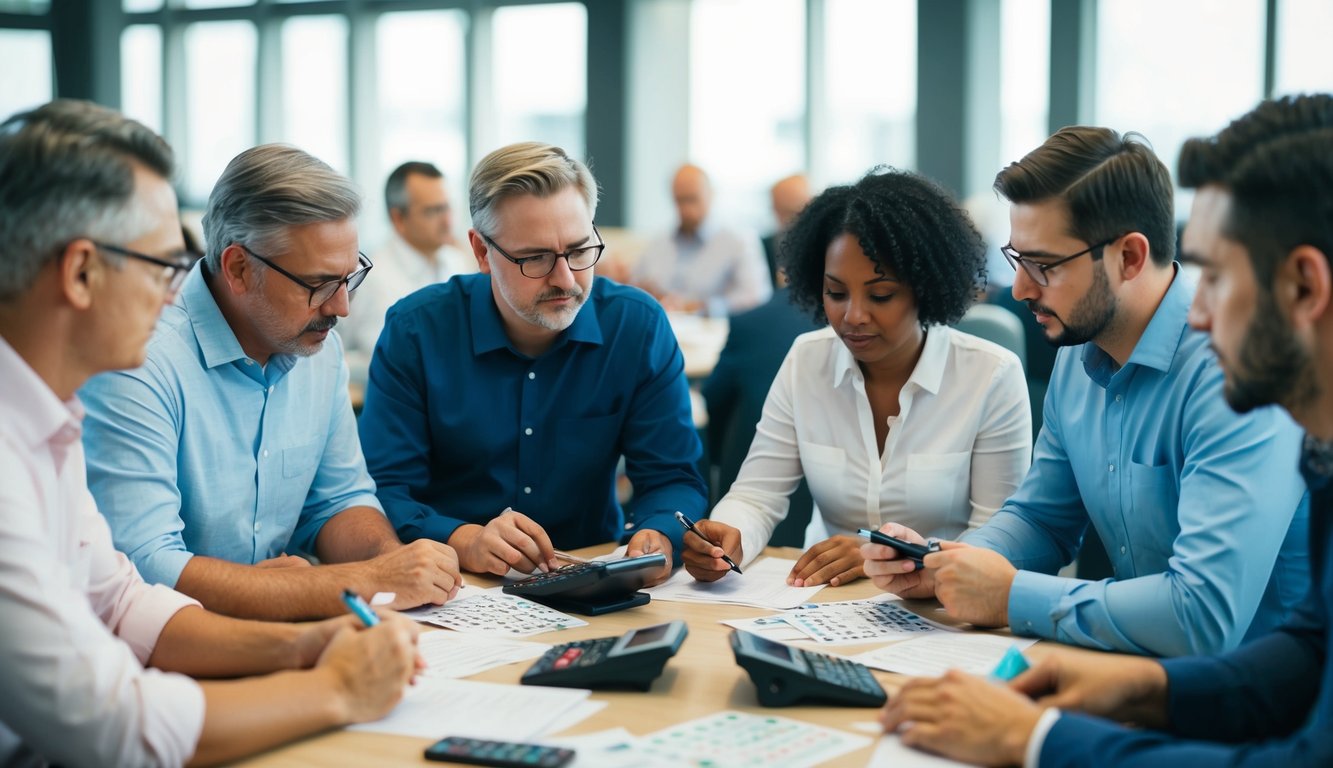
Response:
[268,385,275,393]
[1120,546,1127,554]
[262,449,269,458]
[254,522,261,532]
[244,360,254,366]
[528,372,536,380]
[524,427,533,436]
[1115,394,1123,403]
[524,486,532,494]
[1108,463,1115,472]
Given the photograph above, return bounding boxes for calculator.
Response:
[729,629,887,707]
[522,620,689,690]
[502,553,666,615]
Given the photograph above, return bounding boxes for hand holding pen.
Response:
[676,511,744,582]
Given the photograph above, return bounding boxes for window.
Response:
[120,24,162,134]
[1095,0,1264,193]
[182,21,257,202]
[490,3,587,161]
[999,0,1049,169]
[1274,0,1333,95]
[0,29,51,121]
[690,0,805,231]
[822,0,915,187]
[280,15,348,173]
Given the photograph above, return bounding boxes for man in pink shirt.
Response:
[0,99,420,766]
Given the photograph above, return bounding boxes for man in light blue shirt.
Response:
[81,144,462,621]
[865,126,1308,656]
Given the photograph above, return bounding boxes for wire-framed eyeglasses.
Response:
[240,245,373,307]
[479,226,605,279]
[1001,235,1123,287]
[95,241,199,295]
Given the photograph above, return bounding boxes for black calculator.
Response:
[502,553,666,615]
[730,629,887,707]
[522,620,688,690]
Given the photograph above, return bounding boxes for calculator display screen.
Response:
[624,623,670,649]
[744,634,807,673]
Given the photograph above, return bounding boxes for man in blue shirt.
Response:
[873,92,1333,768]
[359,141,706,582]
[81,144,462,620]
[866,126,1309,656]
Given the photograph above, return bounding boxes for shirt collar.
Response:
[831,325,946,394]
[469,275,604,358]
[181,263,254,369]
[0,334,84,453]
[1082,264,1191,380]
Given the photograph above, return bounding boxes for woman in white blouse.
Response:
[682,168,1032,587]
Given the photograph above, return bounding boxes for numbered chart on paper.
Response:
[783,598,956,645]
[637,711,869,768]
[404,587,588,636]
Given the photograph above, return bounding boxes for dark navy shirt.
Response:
[358,274,706,558]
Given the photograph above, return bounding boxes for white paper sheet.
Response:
[718,614,809,641]
[415,629,550,678]
[403,587,588,636]
[348,678,591,740]
[850,633,1038,677]
[781,597,958,645]
[635,710,870,767]
[545,729,674,768]
[645,557,825,609]
[867,734,973,766]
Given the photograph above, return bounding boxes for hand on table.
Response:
[625,529,675,586]
[880,669,1043,766]
[449,509,557,576]
[680,519,743,583]
[788,535,865,587]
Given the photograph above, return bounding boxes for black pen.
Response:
[675,510,743,574]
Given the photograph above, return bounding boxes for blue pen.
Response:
[989,645,1031,682]
[341,588,380,627]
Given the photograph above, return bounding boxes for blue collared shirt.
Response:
[358,274,707,559]
[80,265,382,587]
[965,268,1310,656]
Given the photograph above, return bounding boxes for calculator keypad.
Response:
[803,651,883,695]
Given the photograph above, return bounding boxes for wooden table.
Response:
[237,545,1010,766]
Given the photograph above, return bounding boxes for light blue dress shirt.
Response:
[965,269,1310,656]
[80,265,383,588]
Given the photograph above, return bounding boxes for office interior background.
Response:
[1,0,1331,255]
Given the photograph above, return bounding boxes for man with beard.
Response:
[869,93,1333,768]
[81,144,463,621]
[864,126,1309,656]
[358,142,706,583]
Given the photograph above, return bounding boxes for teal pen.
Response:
[341,588,380,627]
[989,645,1031,682]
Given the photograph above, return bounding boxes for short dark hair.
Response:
[385,161,443,214]
[781,167,985,326]
[994,126,1175,266]
[0,99,174,301]
[1179,94,1333,287]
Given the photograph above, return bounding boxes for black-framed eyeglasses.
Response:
[95,241,199,295]
[479,225,605,279]
[1001,234,1123,287]
[240,245,373,308]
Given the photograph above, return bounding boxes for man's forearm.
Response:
[314,506,402,562]
[149,605,307,676]
[174,555,371,620]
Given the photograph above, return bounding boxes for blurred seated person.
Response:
[632,164,771,315]
[358,142,707,585]
[342,161,475,382]
[683,168,1032,587]
[760,173,813,288]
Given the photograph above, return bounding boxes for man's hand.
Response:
[680,519,743,583]
[448,509,557,576]
[358,539,463,609]
[860,523,937,598]
[789,535,865,587]
[317,611,420,724]
[880,670,1042,766]
[927,542,1016,627]
[1010,648,1170,728]
[625,529,674,587]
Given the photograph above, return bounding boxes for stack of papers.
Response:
[722,595,955,646]
[403,586,588,636]
[634,710,870,767]
[646,557,825,609]
[349,678,595,741]
[415,630,551,679]
[849,634,1038,677]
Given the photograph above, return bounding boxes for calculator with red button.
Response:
[520,620,688,691]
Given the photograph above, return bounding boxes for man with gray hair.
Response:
[82,143,463,621]
[359,141,707,583]
[0,99,419,767]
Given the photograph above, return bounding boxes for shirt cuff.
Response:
[140,668,207,767]
[1025,708,1062,768]
[1008,569,1067,639]
[117,583,202,664]
[141,548,196,590]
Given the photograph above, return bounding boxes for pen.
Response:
[341,588,380,627]
[675,510,743,574]
[553,550,591,565]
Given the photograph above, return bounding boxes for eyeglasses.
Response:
[95,241,199,295]
[240,245,373,308]
[480,226,605,279]
[1001,234,1123,287]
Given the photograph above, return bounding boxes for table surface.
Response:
[236,544,1017,767]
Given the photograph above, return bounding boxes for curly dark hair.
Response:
[780,167,985,326]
